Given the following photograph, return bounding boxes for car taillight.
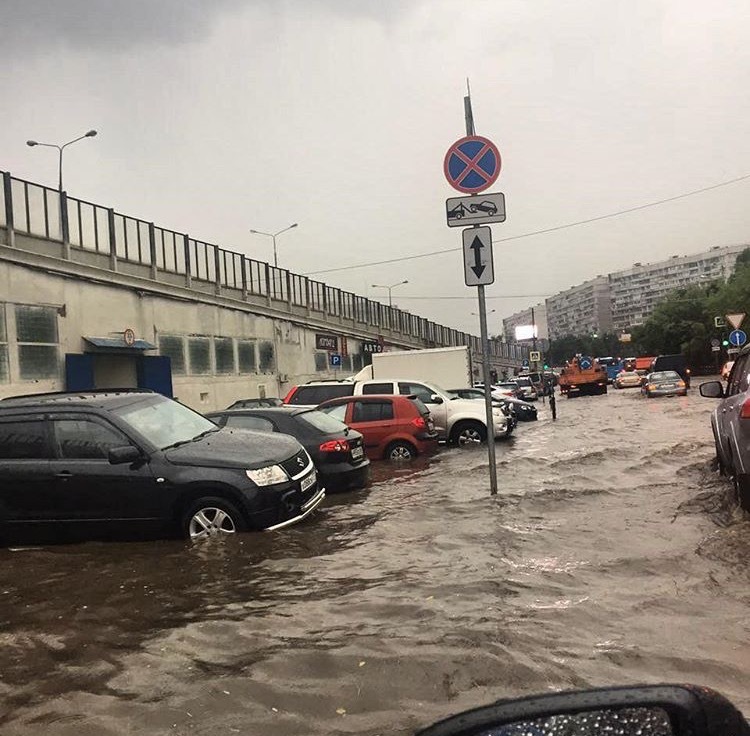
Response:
[740,399,750,419]
[411,416,427,429]
[320,439,350,452]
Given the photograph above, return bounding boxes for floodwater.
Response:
[1,385,749,735]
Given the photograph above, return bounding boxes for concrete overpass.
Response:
[0,169,528,407]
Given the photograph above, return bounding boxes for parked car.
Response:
[206,407,370,491]
[285,379,509,445]
[449,388,537,422]
[475,382,519,400]
[513,376,539,401]
[700,352,750,507]
[721,361,735,381]
[0,390,325,544]
[317,394,438,460]
[225,397,283,409]
[641,371,688,398]
[613,370,643,389]
[651,354,691,388]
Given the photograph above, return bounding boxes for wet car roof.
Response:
[0,390,158,410]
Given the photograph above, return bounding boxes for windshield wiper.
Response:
[161,427,219,450]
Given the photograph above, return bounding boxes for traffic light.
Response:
[722,339,730,347]
[543,363,550,370]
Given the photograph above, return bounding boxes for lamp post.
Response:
[249,223,298,268]
[26,129,97,193]
[371,279,408,308]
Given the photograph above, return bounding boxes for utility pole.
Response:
[531,305,538,371]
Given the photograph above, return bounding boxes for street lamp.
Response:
[371,279,408,308]
[26,129,97,192]
[249,223,298,268]
[471,309,496,317]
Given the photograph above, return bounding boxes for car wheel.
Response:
[181,497,246,541]
[450,421,487,446]
[386,440,417,461]
[714,438,727,476]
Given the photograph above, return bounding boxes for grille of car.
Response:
[280,449,310,478]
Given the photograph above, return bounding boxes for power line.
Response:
[304,172,750,276]
[385,294,551,300]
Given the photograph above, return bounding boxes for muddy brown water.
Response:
[1,386,749,735]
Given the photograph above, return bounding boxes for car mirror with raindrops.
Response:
[416,685,750,736]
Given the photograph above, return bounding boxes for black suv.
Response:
[0,391,325,544]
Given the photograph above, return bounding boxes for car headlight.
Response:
[245,464,289,486]
[491,407,503,416]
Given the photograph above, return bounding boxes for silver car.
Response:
[700,353,750,509]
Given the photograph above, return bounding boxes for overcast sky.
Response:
[2,0,750,335]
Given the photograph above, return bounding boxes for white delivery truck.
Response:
[354,346,473,388]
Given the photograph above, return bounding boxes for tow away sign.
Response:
[462,227,494,287]
[446,193,506,227]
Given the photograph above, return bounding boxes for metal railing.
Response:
[0,169,529,363]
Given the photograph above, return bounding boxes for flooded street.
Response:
[2,386,749,735]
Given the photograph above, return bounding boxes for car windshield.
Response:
[113,395,218,449]
[297,409,349,434]
[515,378,532,386]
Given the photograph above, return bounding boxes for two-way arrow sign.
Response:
[462,226,494,287]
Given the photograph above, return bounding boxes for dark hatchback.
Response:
[206,407,371,492]
[0,391,325,544]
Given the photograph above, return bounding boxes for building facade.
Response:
[608,244,747,331]
[545,277,613,340]
[502,303,548,342]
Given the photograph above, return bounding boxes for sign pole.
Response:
[465,90,498,496]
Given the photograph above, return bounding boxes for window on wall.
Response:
[0,305,8,383]
[15,305,59,380]
[352,353,363,372]
[258,340,275,372]
[159,335,186,375]
[238,340,257,374]
[188,337,211,374]
[314,352,328,371]
[341,355,353,372]
[215,337,235,374]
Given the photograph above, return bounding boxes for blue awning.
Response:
[83,336,156,350]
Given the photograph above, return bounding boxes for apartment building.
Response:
[502,303,549,342]
[545,277,613,340]
[608,244,747,331]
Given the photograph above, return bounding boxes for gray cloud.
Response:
[0,0,414,55]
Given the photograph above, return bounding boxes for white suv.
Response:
[285,378,508,444]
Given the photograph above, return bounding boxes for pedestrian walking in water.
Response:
[549,386,557,421]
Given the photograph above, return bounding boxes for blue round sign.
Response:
[729,329,747,347]
[443,135,502,193]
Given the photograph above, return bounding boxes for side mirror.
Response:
[108,445,143,465]
[417,684,750,736]
[430,394,444,404]
[700,381,725,399]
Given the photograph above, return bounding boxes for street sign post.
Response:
[529,350,541,363]
[727,313,746,330]
[330,353,342,367]
[711,338,721,348]
[462,227,494,287]
[443,135,501,193]
[443,91,503,496]
[729,329,747,347]
[446,192,506,227]
[712,346,721,352]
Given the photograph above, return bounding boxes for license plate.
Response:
[301,470,316,492]
[351,446,364,460]
[661,384,675,389]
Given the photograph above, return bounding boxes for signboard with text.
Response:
[315,333,338,351]
[362,341,384,354]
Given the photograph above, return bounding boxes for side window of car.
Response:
[361,382,394,395]
[352,401,393,423]
[398,382,435,404]
[321,403,348,422]
[727,356,749,396]
[0,419,49,459]
[225,415,275,432]
[53,418,130,460]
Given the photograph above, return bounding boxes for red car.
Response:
[317,394,438,461]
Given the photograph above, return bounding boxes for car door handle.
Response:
[55,471,74,479]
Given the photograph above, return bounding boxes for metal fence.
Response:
[0,169,528,363]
